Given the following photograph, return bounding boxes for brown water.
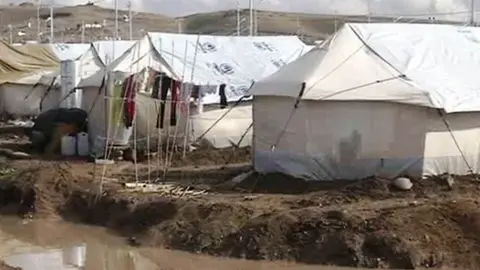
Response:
[0,217,367,270]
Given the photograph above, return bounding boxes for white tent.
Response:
[250,23,480,181]
[0,43,90,116]
[92,40,137,65]
[49,43,91,61]
[0,42,135,117]
[78,33,313,152]
[75,40,138,88]
[80,33,313,103]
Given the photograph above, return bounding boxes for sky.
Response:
[0,0,477,21]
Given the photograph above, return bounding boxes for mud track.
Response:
[0,160,480,269]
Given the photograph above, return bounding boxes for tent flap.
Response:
[0,41,59,84]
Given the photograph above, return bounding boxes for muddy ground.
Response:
[0,260,20,270]
[0,125,480,269]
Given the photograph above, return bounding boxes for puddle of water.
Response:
[0,217,361,270]
[0,217,440,270]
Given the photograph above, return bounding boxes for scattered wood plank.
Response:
[122,182,207,197]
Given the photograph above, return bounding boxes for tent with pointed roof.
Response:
[0,41,131,117]
[250,23,480,181]
[77,33,313,153]
[0,41,60,116]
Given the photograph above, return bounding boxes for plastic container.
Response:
[61,135,76,156]
[76,132,89,156]
[62,244,86,267]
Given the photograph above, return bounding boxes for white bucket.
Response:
[62,244,86,267]
[61,135,76,156]
[76,132,89,156]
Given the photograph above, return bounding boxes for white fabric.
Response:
[132,93,251,150]
[0,42,135,117]
[148,33,312,86]
[80,33,313,104]
[91,40,136,65]
[198,85,218,105]
[75,48,105,85]
[251,23,480,180]
[251,23,480,113]
[77,34,311,151]
[0,83,59,116]
[253,98,480,180]
[81,85,133,153]
[191,105,252,148]
[49,43,90,61]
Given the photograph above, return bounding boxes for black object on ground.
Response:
[27,108,88,152]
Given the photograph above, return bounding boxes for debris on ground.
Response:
[445,174,455,190]
[123,182,207,197]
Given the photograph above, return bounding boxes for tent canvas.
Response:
[0,41,137,117]
[0,41,60,116]
[92,40,137,65]
[0,41,58,84]
[250,23,480,181]
[78,34,313,152]
[79,33,313,104]
[49,43,91,61]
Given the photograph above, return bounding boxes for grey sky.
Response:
[0,0,476,20]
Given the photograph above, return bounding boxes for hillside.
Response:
[0,3,463,44]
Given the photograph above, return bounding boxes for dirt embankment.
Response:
[1,162,480,269]
[0,260,20,270]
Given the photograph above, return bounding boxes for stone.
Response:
[393,177,413,190]
[10,151,31,159]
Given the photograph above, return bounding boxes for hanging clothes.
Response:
[219,83,228,109]
[151,71,165,99]
[170,80,180,126]
[157,76,172,129]
[111,81,124,125]
[191,85,200,99]
[121,75,137,128]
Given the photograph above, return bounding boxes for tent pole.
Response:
[182,35,200,158]
[249,0,253,36]
[36,0,40,42]
[104,71,113,160]
[128,0,133,40]
[81,20,85,43]
[114,0,118,40]
[163,39,176,171]
[236,0,240,36]
[471,0,476,26]
[164,40,189,179]
[7,25,12,44]
[50,1,53,43]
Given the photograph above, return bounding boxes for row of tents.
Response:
[2,22,479,181]
[0,32,314,154]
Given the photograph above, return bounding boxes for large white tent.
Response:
[75,40,138,99]
[250,23,480,181]
[78,33,313,152]
[0,41,137,118]
[49,43,91,61]
[0,43,90,116]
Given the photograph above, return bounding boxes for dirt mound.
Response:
[218,199,480,269]
[0,163,83,218]
[168,146,251,167]
[2,163,480,269]
[0,260,20,270]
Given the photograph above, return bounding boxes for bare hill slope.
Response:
[0,3,461,44]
